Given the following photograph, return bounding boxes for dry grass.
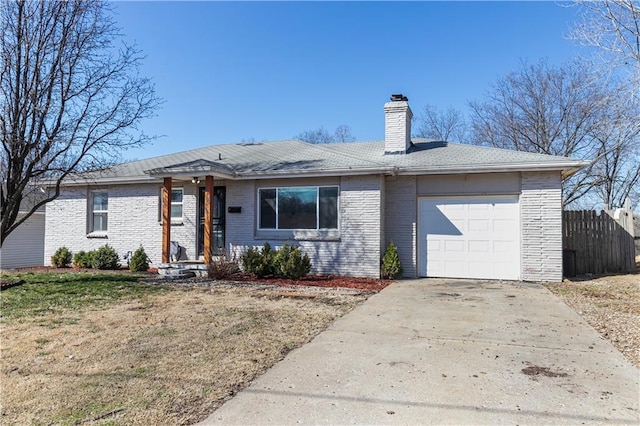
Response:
[1,283,369,425]
[545,270,640,368]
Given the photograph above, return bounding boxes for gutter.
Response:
[395,161,590,177]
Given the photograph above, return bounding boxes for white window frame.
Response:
[257,185,339,231]
[90,191,108,234]
[159,187,184,224]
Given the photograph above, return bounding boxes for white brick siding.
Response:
[520,171,563,282]
[384,101,413,153]
[47,176,384,278]
[45,184,165,265]
[228,176,383,278]
[384,175,417,278]
[44,170,564,281]
[226,179,256,260]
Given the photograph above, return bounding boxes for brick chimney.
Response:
[384,94,413,154]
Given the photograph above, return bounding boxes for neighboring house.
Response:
[1,208,45,270]
[44,95,586,281]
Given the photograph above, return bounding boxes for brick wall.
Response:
[45,184,164,265]
[384,101,413,153]
[520,171,563,282]
[384,175,417,277]
[228,175,384,278]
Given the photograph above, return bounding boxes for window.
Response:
[91,192,108,232]
[159,188,183,222]
[258,186,338,230]
[170,188,183,219]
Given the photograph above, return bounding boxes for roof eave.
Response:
[396,161,590,176]
[144,170,237,180]
[234,166,397,180]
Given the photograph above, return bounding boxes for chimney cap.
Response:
[390,93,408,102]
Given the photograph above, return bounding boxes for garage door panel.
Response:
[469,240,490,252]
[493,218,517,232]
[427,240,441,251]
[468,262,493,278]
[468,219,490,232]
[494,240,516,253]
[419,197,520,280]
[444,240,465,252]
[468,203,490,211]
[444,260,467,273]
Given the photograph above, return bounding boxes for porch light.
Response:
[191,177,201,184]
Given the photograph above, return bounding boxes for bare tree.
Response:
[0,1,159,244]
[333,124,355,142]
[414,104,468,142]
[569,0,640,84]
[295,125,355,144]
[589,91,640,208]
[468,60,613,205]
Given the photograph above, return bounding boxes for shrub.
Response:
[73,250,92,268]
[129,246,150,272]
[208,252,240,280]
[241,246,261,274]
[272,243,311,280]
[51,247,72,268]
[241,243,275,278]
[381,242,403,279]
[90,244,120,270]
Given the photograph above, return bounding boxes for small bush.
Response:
[51,247,72,268]
[208,252,240,280]
[241,243,275,278]
[241,246,261,274]
[129,246,150,272]
[273,243,311,280]
[381,242,403,279]
[241,243,311,279]
[73,250,92,268]
[91,244,120,270]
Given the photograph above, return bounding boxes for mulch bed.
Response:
[229,273,391,292]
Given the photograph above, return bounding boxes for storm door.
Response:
[198,186,226,257]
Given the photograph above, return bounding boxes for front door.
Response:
[198,186,226,257]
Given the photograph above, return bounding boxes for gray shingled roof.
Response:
[71,138,587,184]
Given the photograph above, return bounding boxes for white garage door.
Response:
[418,197,520,280]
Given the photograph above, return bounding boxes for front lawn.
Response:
[1,271,164,319]
[0,272,370,425]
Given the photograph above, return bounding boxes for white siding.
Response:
[46,176,384,278]
[520,171,563,282]
[45,184,165,265]
[229,175,383,278]
[384,175,417,278]
[1,212,45,269]
[43,170,564,281]
[417,173,521,196]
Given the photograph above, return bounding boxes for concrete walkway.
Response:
[200,279,640,425]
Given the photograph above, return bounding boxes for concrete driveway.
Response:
[201,279,640,425]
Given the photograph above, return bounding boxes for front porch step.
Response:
[157,262,208,279]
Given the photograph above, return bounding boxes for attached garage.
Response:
[418,196,521,280]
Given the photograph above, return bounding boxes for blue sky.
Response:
[114,1,582,160]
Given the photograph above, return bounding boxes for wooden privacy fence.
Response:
[563,206,636,276]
